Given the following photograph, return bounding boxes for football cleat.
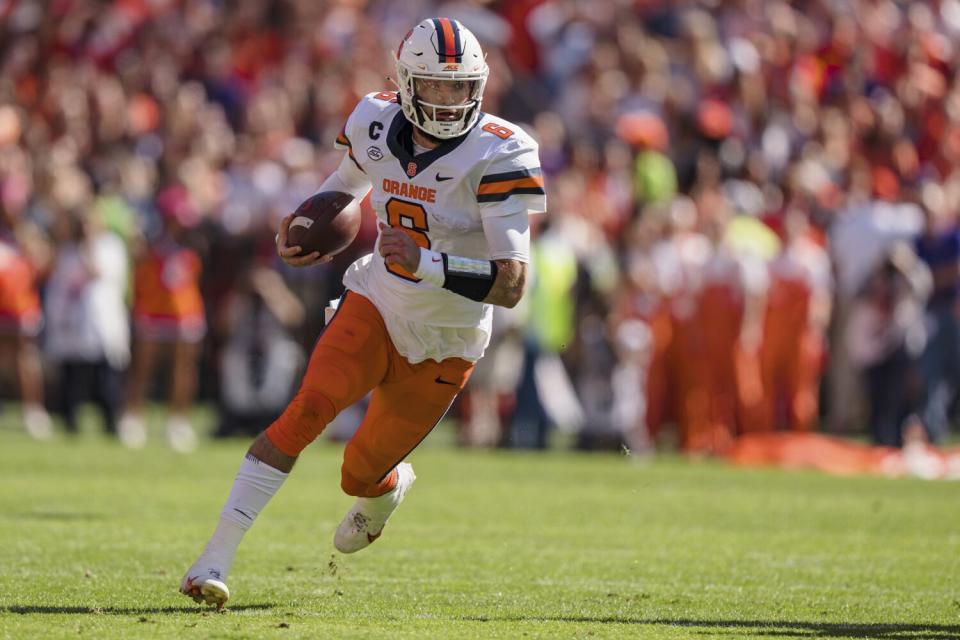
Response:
[334,463,416,553]
[180,566,230,610]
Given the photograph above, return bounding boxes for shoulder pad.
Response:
[473,114,538,154]
[336,92,401,155]
[474,117,544,212]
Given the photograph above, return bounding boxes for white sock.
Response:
[197,454,289,580]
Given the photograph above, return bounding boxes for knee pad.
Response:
[265,388,337,457]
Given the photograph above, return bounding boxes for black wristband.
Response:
[441,253,499,302]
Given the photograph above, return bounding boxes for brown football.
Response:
[286,191,360,258]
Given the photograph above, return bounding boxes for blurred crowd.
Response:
[2,0,960,454]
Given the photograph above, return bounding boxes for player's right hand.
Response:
[276,214,332,268]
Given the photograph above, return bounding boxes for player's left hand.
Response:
[378,222,421,273]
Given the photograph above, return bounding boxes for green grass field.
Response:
[1,412,958,639]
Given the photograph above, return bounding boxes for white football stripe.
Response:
[290,216,314,229]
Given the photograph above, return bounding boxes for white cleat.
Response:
[180,565,230,610]
[334,462,416,554]
[23,405,54,441]
[166,417,198,454]
[118,414,148,450]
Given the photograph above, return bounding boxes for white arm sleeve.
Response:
[316,153,373,201]
[482,208,531,263]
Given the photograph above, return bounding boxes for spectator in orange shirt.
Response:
[118,186,205,452]
[0,208,52,440]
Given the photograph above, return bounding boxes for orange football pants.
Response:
[671,285,742,455]
[757,279,820,432]
[643,300,673,439]
[266,292,473,497]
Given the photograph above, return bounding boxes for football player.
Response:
[181,18,545,608]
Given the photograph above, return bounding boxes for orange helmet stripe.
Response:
[433,18,461,63]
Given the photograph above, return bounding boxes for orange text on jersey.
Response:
[382,179,436,203]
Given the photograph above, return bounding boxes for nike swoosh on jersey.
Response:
[435,173,454,181]
[435,376,458,386]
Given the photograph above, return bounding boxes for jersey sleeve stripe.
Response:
[479,167,542,184]
[335,125,362,171]
[347,147,365,173]
[477,176,544,195]
[477,187,545,203]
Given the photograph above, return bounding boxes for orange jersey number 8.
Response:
[385,197,431,282]
[482,122,514,139]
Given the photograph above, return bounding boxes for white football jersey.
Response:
[334,91,546,362]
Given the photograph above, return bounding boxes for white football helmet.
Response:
[395,18,489,139]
